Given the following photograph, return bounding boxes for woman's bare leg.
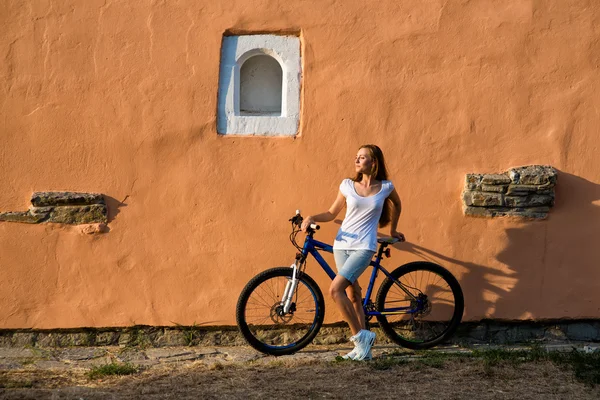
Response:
[329,275,362,335]
[346,282,366,330]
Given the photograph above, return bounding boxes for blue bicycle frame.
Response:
[300,235,421,317]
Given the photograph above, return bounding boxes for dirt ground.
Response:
[1,357,599,400]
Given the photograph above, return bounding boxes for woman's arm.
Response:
[301,190,345,231]
[388,188,405,241]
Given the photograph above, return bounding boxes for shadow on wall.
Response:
[493,172,600,319]
[104,195,129,224]
[388,171,600,320]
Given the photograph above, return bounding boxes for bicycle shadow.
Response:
[381,171,600,321]
[492,172,600,319]
[389,240,513,320]
[332,218,513,320]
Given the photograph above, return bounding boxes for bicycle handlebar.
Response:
[289,210,320,231]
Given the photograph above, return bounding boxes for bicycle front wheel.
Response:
[376,262,464,350]
[236,267,325,356]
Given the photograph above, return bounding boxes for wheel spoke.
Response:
[377,264,463,349]
[238,270,322,354]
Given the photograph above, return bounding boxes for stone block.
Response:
[29,206,53,216]
[465,174,483,190]
[0,335,13,347]
[0,211,45,223]
[118,333,132,347]
[53,333,92,347]
[514,324,542,342]
[219,331,242,346]
[159,330,188,347]
[490,329,510,344]
[481,184,508,193]
[35,333,58,347]
[505,195,554,208]
[95,331,119,346]
[566,323,599,341]
[31,192,105,207]
[198,331,220,346]
[508,165,558,185]
[11,333,36,347]
[319,335,345,345]
[482,174,511,185]
[506,183,554,195]
[46,204,107,224]
[121,329,153,347]
[544,326,567,341]
[463,191,504,207]
[466,324,488,341]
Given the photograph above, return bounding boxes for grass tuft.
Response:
[418,353,446,368]
[370,356,410,370]
[548,350,600,386]
[87,362,139,380]
[470,345,600,386]
[0,378,34,389]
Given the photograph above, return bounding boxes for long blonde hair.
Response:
[352,144,392,228]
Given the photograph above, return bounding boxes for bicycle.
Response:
[236,211,464,356]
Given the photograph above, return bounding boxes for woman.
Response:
[301,144,404,361]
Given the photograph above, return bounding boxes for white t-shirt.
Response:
[333,178,395,252]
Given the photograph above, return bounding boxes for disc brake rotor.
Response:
[270,303,294,324]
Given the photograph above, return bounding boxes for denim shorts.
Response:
[333,249,376,283]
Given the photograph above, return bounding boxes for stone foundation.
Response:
[1,320,598,348]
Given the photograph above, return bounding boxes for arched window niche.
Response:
[239,53,283,116]
[217,34,301,136]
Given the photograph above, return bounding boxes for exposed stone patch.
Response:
[463,165,557,219]
[30,192,105,207]
[0,211,47,223]
[0,191,107,226]
[79,223,108,234]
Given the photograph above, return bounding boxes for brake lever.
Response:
[289,210,303,226]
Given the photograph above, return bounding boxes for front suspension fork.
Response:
[281,262,300,313]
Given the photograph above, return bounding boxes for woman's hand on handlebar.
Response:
[301,216,315,232]
[391,230,406,242]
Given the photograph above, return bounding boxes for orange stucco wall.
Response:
[1,0,599,329]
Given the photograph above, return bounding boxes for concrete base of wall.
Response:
[1,320,598,348]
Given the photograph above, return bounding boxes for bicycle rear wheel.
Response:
[236,267,325,356]
[376,262,464,350]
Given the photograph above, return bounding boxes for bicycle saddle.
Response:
[377,237,401,244]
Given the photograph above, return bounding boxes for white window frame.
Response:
[217,35,301,136]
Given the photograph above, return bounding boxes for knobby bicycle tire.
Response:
[376,262,464,350]
[236,267,325,356]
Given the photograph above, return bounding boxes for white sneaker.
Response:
[342,331,362,360]
[361,349,373,361]
[343,348,372,361]
[342,348,357,360]
[353,330,376,361]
